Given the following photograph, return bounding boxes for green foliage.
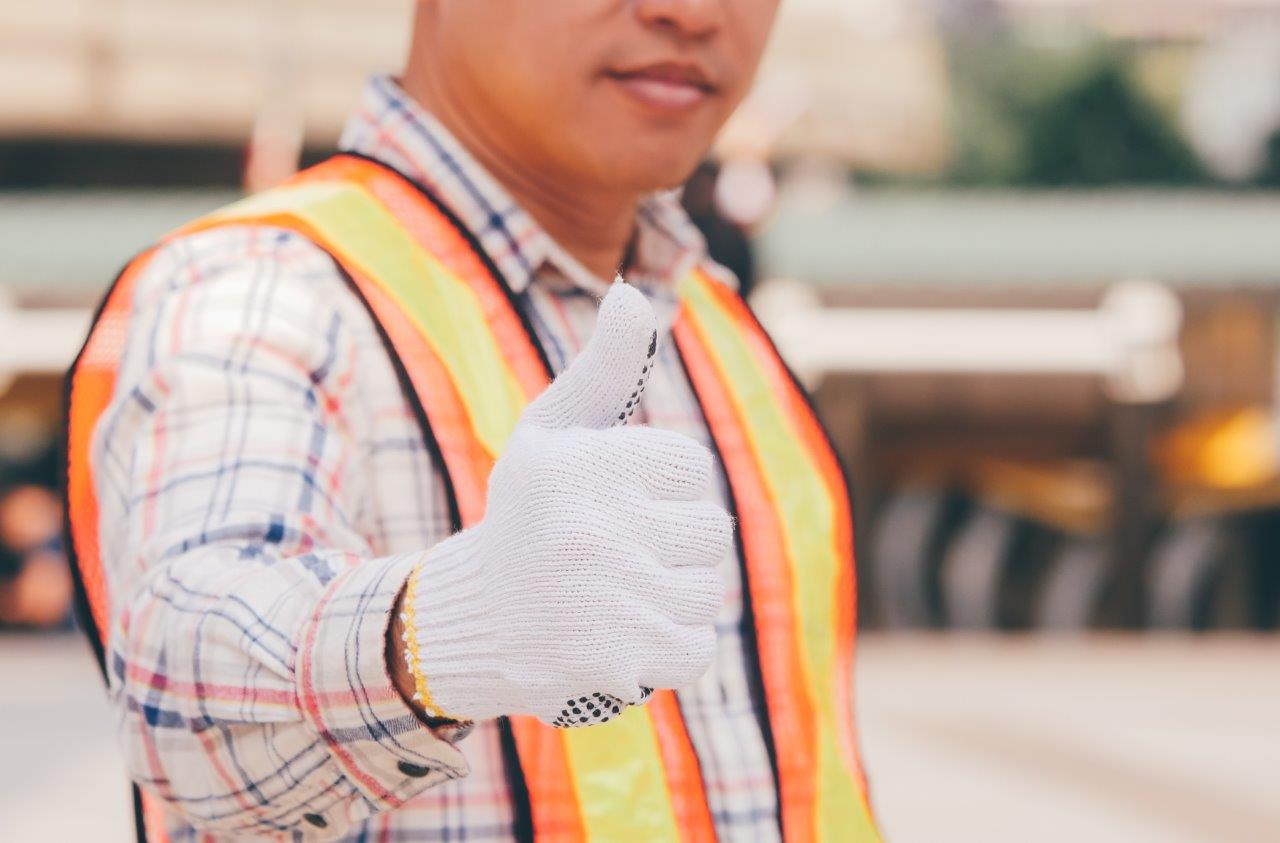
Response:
[1254,130,1280,188]
[945,35,1205,187]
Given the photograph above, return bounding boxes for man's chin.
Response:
[605,150,710,196]
[557,124,714,196]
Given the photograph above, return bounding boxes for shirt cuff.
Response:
[295,552,470,812]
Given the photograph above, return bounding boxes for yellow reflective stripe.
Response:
[563,708,681,842]
[678,274,878,840]
[204,182,526,457]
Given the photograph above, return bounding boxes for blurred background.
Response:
[2,0,1279,840]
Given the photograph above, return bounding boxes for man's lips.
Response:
[607,62,717,112]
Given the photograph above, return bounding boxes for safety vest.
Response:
[65,154,880,842]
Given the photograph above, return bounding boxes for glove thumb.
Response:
[521,279,659,431]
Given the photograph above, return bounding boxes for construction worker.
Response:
[65,2,879,840]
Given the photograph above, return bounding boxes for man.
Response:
[65,2,880,840]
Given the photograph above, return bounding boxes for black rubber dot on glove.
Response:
[552,686,653,729]
[555,697,613,727]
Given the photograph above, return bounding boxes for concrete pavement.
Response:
[1,633,1274,842]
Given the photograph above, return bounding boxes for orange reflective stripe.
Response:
[294,162,589,840]
[356,270,496,525]
[674,270,879,840]
[701,278,866,769]
[67,251,178,842]
[508,719,588,841]
[297,157,549,405]
[141,791,172,843]
[67,250,155,642]
[647,690,717,842]
[767,337,869,802]
[181,209,500,526]
[706,277,873,815]
[672,305,819,841]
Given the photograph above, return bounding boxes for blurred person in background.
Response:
[0,473,72,629]
[65,2,879,841]
[681,160,758,297]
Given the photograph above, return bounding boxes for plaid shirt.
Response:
[93,75,778,841]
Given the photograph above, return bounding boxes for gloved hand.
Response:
[397,280,731,727]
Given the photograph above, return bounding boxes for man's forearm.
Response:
[109,546,468,835]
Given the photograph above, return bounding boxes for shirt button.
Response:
[398,760,432,778]
[303,813,328,829]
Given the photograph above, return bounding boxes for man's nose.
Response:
[634,0,723,39]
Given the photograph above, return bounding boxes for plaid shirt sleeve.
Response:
[92,225,470,838]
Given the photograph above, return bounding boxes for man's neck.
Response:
[400,72,638,282]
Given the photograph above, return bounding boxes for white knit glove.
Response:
[399,281,731,727]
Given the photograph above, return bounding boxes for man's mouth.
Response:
[606,61,718,113]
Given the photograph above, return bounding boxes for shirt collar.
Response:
[337,74,713,302]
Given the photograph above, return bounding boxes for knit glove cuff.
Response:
[397,529,494,722]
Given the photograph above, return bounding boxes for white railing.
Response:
[0,279,1185,407]
[751,278,1184,404]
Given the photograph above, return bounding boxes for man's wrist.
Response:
[387,574,468,728]
[294,553,472,802]
[387,586,420,709]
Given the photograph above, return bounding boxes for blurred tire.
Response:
[1035,537,1109,630]
[869,489,951,628]
[940,506,1017,630]
[1147,516,1252,630]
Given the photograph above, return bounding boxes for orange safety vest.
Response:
[65,154,880,842]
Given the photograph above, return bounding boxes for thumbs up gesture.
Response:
[399,282,732,727]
